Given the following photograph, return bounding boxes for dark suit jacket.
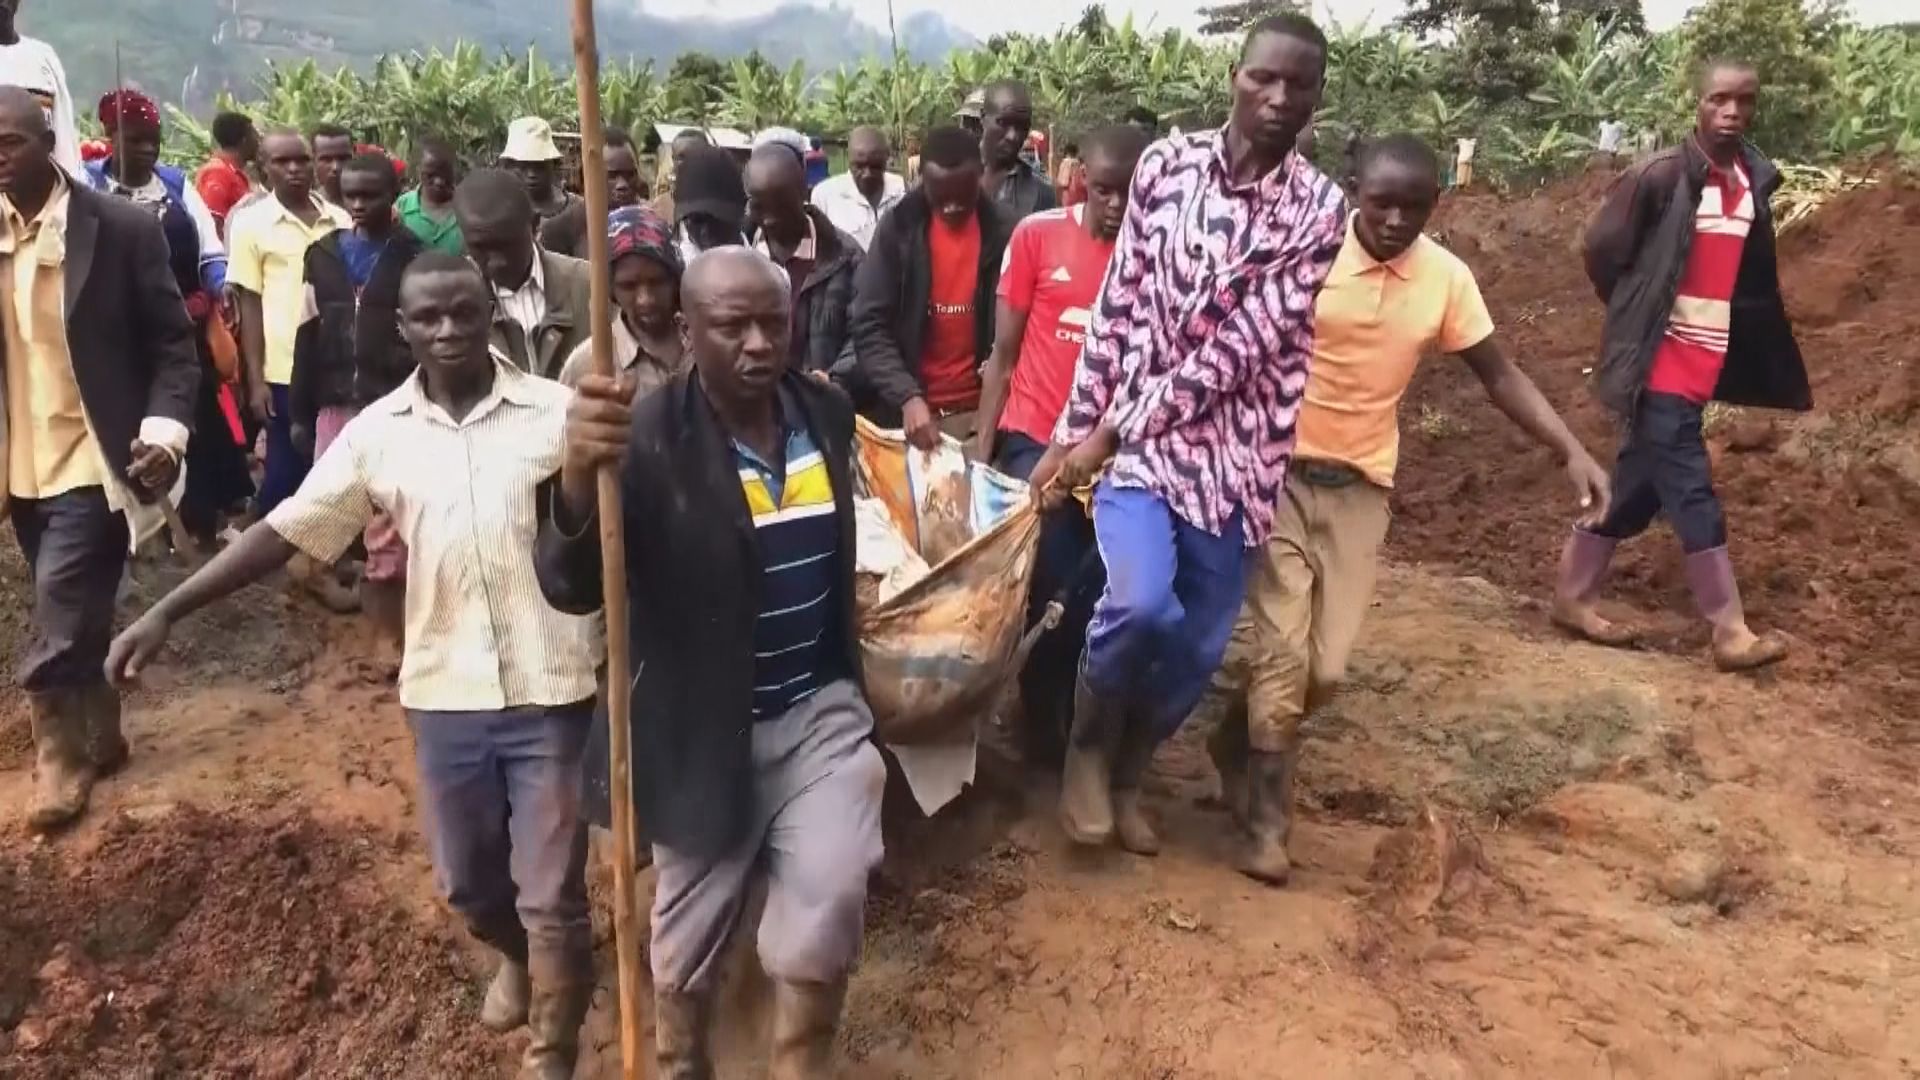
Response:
[533,371,862,858]
[489,248,594,381]
[28,182,200,483]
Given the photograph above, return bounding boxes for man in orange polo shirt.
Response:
[1205,134,1611,885]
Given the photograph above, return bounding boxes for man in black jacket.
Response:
[744,141,862,384]
[290,153,423,632]
[849,125,1011,449]
[1553,60,1806,672]
[0,87,198,830]
[538,248,880,1079]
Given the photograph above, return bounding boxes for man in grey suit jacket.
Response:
[0,87,198,831]
[455,167,592,381]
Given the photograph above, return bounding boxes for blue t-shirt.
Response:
[336,231,388,291]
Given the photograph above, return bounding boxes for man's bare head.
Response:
[0,86,56,198]
[847,125,892,201]
[681,248,791,408]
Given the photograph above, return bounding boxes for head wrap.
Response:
[97,89,161,133]
[607,204,682,279]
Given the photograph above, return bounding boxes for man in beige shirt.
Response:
[107,253,600,1078]
[0,87,199,833]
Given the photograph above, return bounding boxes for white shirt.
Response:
[810,171,905,252]
[496,252,548,339]
[0,38,78,176]
[266,353,598,712]
[1597,120,1626,153]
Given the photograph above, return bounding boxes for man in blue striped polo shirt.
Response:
[541,247,880,1079]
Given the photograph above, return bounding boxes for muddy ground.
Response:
[4,174,1918,1078]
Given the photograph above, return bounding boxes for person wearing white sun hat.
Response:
[500,115,579,229]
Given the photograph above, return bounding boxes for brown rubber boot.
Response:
[1685,546,1788,672]
[1059,667,1126,845]
[519,980,591,1080]
[768,978,848,1080]
[28,690,96,833]
[82,684,129,777]
[479,957,531,1033]
[1206,696,1251,829]
[654,986,716,1080]
[1238,745,1299,886]
[1550,529,1638,647]
[1110,717,1161,856]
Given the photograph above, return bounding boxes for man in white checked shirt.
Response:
[106,252,600,1080]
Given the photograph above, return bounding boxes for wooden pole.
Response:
[566,1,648,1076]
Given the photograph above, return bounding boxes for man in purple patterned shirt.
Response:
[1029,12,1347,856]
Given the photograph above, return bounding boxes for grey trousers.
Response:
[407,701,594,987]
[649,680,886,992]
[9,487,129,691]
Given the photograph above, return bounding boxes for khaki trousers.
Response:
[1219,473,1391,752]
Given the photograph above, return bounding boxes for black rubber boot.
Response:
[1239,746,1299,886]
[1110,716,1161,856]
[1059,667,1126,845]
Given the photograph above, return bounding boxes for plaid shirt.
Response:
[1054,128,1346,546]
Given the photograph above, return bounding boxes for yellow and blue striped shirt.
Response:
[734,410,843,720]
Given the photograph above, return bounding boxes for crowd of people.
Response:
[2,0,1810,1074]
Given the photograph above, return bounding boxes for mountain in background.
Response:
[44,0,979,112]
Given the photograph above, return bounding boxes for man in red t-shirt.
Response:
[194,111,260,240]
[850,126,1012,449]
[972,124,1150,763]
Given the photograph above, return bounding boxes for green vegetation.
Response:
[101,0,1916,189]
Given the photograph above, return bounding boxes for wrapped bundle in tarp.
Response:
[852,419,1042,811]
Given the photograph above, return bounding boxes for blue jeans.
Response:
[257,383,310,515]
[407,700,594,986]
[1592,391,1728,554]
[1084,482,1251,740]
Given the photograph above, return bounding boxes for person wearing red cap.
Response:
[86,90,254,552]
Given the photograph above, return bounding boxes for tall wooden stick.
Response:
[566,1,647,1075]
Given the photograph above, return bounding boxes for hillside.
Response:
[42,0,975,111]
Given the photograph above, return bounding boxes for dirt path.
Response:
[5,546,1917,1077]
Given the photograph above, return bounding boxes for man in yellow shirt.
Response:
[0,87,199,831]
[226,129,348,517]
[1206,134,1611,885]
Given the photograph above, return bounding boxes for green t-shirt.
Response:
[396,188,464,255]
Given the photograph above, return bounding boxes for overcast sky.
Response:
[637,0,1908,37]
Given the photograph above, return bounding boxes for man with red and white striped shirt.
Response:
[1555,59,1811,672]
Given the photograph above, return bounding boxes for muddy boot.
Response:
[1110,718,1161,857]
[480,957,531,1033]
[768,978,847,1080]
[1059,667,1125,846]
[1685,547,1788,672]
[1550,530,1637,647]
[28,690,97,833]
[519,981,591,1080]
[1206,696,1251,829]
[654,986,716,1080]
[81,684,129,777]
[1238,745,1299,886]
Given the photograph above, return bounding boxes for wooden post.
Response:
[566,1,648,1075]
